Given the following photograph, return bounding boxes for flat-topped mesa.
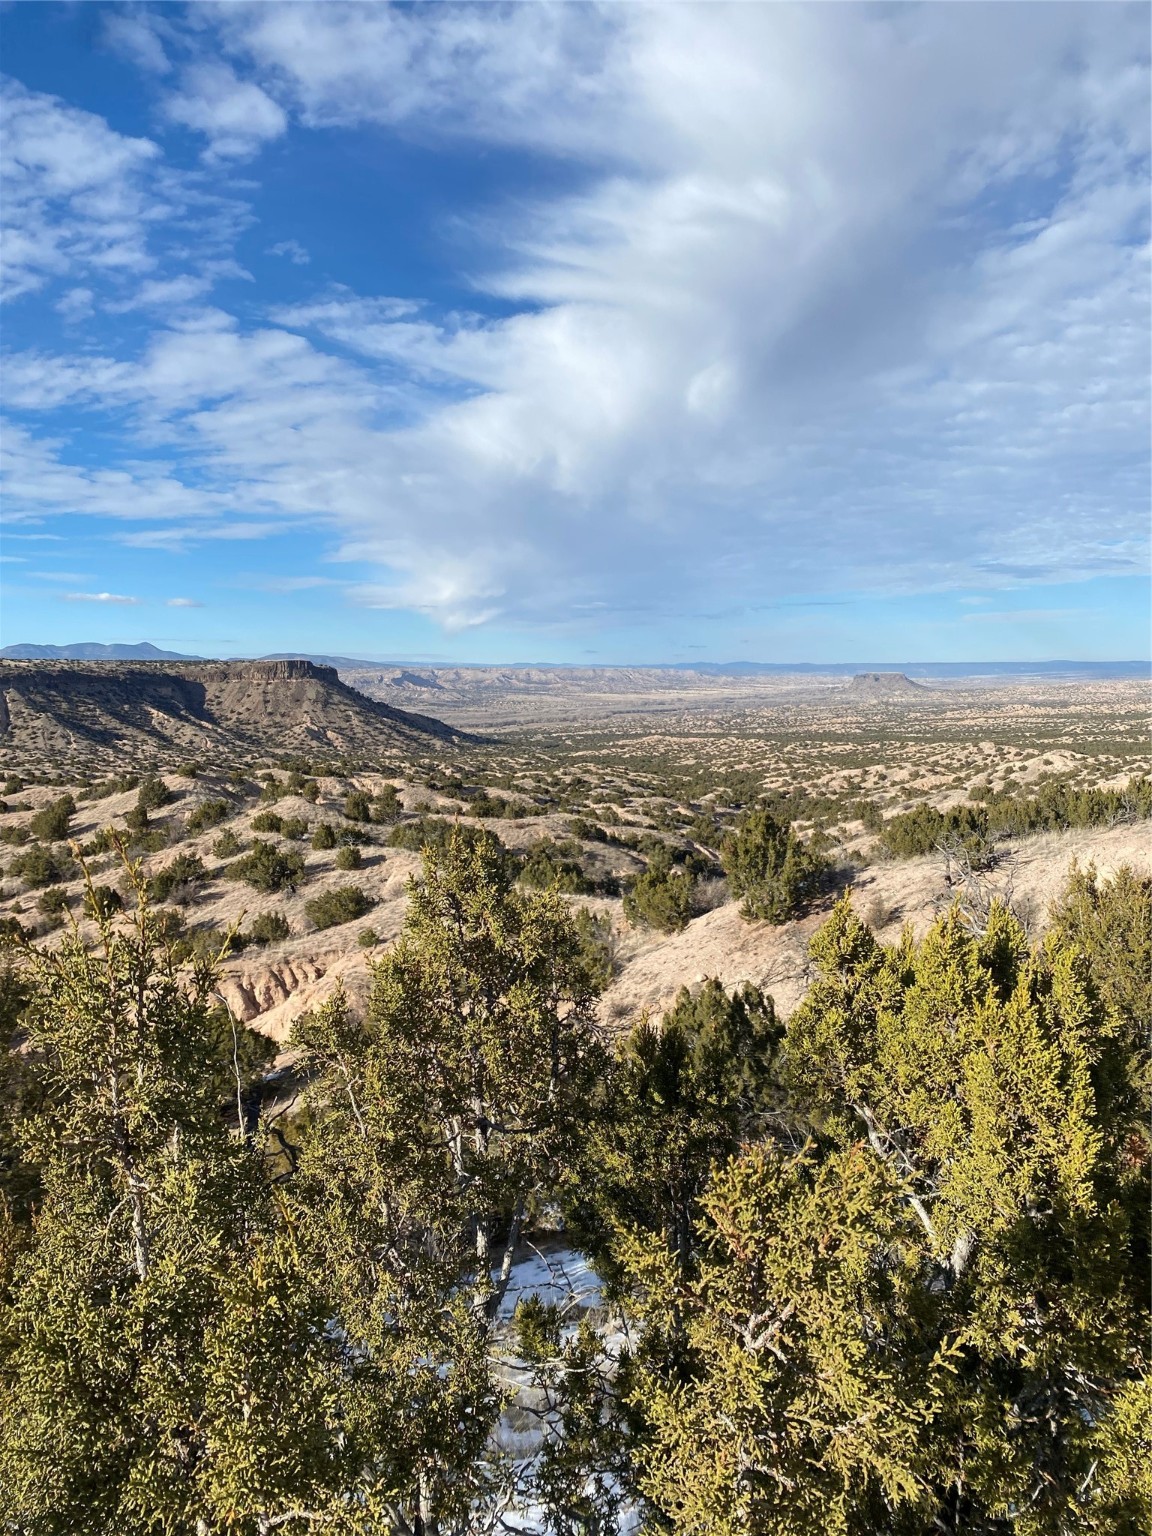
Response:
[169,659,339,684]
[0,656,464,766]
[0,658,335,684]
[849,671,928,694]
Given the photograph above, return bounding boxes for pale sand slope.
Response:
[600,821,1151,1024]
[216,820,1149,1047]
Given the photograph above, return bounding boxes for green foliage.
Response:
[310,820,337,850]
[227,839,305,893]
[87,772,138,800]
[388,816,509,866]
[878,800,992,862]
[623,844,694,932]
[371,783,402,822]
[36,886,70,918]
[0,894,344,1532]
[284,828,609,1525]
[147,851,207,904]
[572,907,617,992]
[280,816,309,841]
[84,884,123,921]
[688,811,725,848]
[519,835,594,894]
[136,775,173,814]
[468,791,522,818]
[567,815,609,843]
[721,805,828,923]
[250,809,283,833]
[9,843,73,890]
[244,911,290,946]
[1,828,1144,1531]
[573,980,780,1290]
[334,844,362,871]
[210,828,243,859]
[303,884,373,930]
[28,794,75,843]
[628,890,1152,1533]
[1048,862,1151,1114]
[185,797,230,834]
[342,789,372,822]
[356,926,379,948]
[852,797,884,832]
[881,774,1152,859]
[126,818,168,853]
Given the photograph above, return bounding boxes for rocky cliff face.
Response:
[163,659,337,683]
[0,658,465,769]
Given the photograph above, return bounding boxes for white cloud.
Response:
[103,12,172,76]
[0,78,163,300]
[210,0,616,144]
[0,418,260,530]
[267,238,310,265]
[61,591,141,605]
[166,596,203,607]
[162,61,287,161]
[120,522,284,551]
[56,286,94,320]
[4,5,1149,632]
[104,273,215,312]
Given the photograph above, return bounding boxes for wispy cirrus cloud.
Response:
[267,238,309,265]
[2,3,1148,641]
[61,591,141,605]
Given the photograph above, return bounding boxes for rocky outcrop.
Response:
[0,658,467,767]
[217,948,375,1044]
[216,954,331,1024]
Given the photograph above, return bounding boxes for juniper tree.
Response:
[720,805,827,923]
[628,887,1151,1534]
[0,872,346,1535]
[28,793,75,843]
[288,827,609,1530]
[570,979,781,1289]
[623,844,694,933]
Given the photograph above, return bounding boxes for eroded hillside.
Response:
[0,659,465,771]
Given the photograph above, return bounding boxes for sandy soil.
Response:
[202,819,1150,1048]
[597,820,1151,1027]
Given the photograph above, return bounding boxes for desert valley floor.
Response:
[1,658,1148,1057]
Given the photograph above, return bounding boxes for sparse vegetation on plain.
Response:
[0,660,1149,1530]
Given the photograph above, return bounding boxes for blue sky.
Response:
[1,2,1148,663]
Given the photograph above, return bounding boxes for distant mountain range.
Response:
[1,643,1145,679]
[669,660,1150,679]
[0,641,204,661]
